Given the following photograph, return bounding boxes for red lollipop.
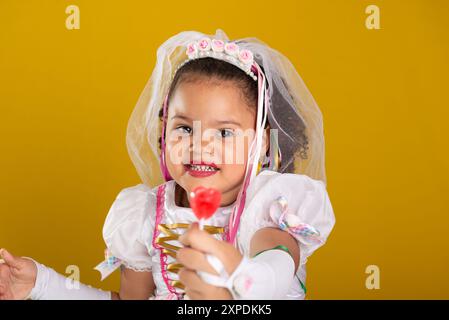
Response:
[189,186,221,229]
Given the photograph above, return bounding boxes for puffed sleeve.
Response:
[102,183,156,272]
[237,171,336,270]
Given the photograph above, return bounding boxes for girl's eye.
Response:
[219,129,234,138]
[176,125,192,134]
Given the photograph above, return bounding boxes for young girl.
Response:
[0,29,335,300]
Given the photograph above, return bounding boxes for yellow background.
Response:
[1,0,448,299]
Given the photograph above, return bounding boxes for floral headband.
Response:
[175,37,258,81]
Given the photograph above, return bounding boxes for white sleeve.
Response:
[27,258,112,300]
[238,171,336,271]
[102,184,156,272]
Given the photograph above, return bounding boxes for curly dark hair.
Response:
[158,57,308,173]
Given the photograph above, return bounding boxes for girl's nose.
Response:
[189,130,216,156]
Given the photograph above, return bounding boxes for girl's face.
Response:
[164,78,257,207]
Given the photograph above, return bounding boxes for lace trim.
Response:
[121,261,152,272]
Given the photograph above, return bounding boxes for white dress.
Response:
[101,170,336,299]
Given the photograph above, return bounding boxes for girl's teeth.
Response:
[189,165,217,171]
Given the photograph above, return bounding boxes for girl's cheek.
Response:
[220,137,250,167]
[165,132,191,166]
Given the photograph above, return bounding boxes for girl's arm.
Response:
[112,267,156,300]
[249,227,300,272]
[0,249,154,300]
[177,223,299,299]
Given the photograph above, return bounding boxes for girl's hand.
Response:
[0,249,37,300]
[177,222,242,300]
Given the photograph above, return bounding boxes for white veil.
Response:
[127,29,326,185]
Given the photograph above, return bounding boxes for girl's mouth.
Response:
[184,162,219,178]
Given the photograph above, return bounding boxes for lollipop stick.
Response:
[199,218,204,230]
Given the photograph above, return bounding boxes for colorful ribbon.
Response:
[94,248,122,281]
[269,196,323,246]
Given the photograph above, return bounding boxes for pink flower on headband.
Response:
[211,39,225,52]
[186,42,198,57]
[239,49,254,66]
[224,42,239,57]
[198,37,211,51]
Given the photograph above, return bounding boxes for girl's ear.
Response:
[260,124,271,159]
